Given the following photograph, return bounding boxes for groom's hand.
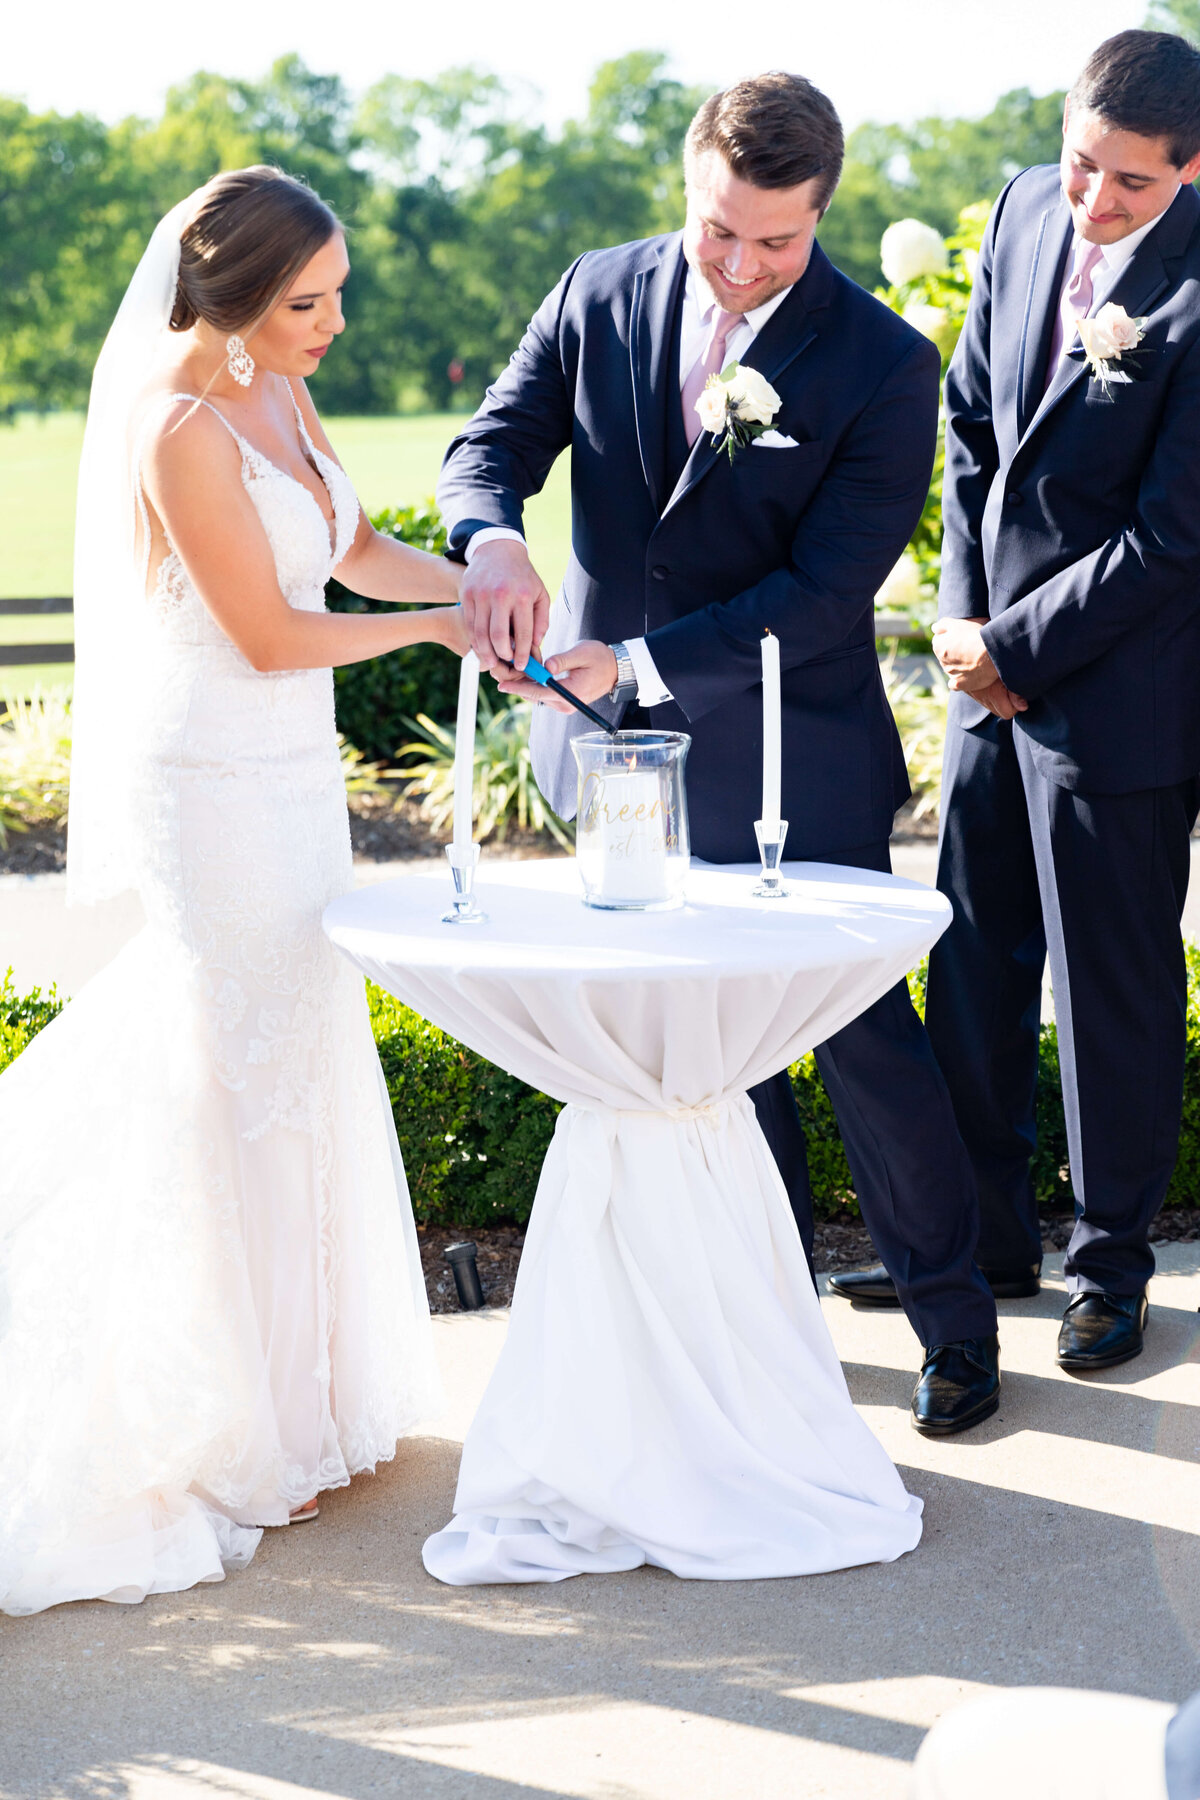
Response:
[494,640,618,710]
[933,618,1027,718]
[933,616,1001,693]
[971,679,1029,720]
[460,539,551,673]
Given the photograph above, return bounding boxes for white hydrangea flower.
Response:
[881,219,949,287]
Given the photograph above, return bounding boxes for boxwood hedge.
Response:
[7,950,1200,1226]
[325,503,464,762]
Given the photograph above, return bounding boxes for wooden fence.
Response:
[0,597,74,666]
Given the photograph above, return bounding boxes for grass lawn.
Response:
[0,412,572,693]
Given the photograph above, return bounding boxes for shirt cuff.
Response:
[626,637,674,707]
[464,526,526,564]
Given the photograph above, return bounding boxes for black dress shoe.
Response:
[1056,1291,1148,1372]
[911,1335,1001,1436]
[828,1263,1041,1306]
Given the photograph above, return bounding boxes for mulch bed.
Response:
[0,792,566,877]
[0,824,66,875]
[1046,1205,1200,1250]
[418,1226,530,1314]
[888,797,939,842]
[348,788,564,865]
[419,1208,1200,1313]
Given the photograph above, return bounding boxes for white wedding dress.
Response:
[0,387,442,1615]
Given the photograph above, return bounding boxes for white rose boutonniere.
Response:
[1076,302,1150,399]
[697,362,783,462]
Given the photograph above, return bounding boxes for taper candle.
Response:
[760,630,781,827]
[452,650,480,857]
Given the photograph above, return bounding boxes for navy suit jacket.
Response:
[437,232,940,861]
[941,165,1200,793]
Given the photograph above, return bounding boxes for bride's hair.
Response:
[170,166,342,336]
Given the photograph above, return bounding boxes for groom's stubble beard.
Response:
[687,251,809,317]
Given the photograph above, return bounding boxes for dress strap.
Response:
[131,393,250,584]
[283,378,323,462]
[168,392,250,453]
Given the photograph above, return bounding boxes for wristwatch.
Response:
[608,640,638,703]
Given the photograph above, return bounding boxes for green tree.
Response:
[1145,0,1200,37]
[0,99,144,415]
[823,87,1065,289]
[351,53,706,407]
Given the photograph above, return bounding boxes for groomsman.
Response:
[438,71,1001,1433]
[926,29,1200,1371]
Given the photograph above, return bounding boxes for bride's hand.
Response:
[440,604,472,658]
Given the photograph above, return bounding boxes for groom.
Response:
[927,28,1200,1374]
[437,71,1000,1434]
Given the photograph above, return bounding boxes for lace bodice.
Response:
[141,384,360,646]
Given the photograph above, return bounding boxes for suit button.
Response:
[1005,490,1023,507]
[651,565,668,581]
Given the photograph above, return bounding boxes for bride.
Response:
[0,166,467,1614]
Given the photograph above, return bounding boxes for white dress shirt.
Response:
[1059,201,1173,322]
[465,265,797,708]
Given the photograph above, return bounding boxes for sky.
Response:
[10,0,1147,131]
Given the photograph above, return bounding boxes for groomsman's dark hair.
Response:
[1070,30,1200,168]
[685,73,844,211]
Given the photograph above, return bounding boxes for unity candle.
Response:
[760,629,782,828]
[571,731,691,911]
[581,766,667,902]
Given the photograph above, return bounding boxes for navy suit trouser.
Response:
[746,838,997,1348]
[926,717,1199,1295]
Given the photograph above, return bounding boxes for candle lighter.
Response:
[521,656,620,736]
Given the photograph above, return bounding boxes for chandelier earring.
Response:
[225,334,255,388]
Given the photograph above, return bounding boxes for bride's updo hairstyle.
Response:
[170,166,342,336]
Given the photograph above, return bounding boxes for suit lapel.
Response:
[629,235,688,516]
[1017,184,1198,450]
[662,248,830,518]
[1100,235,1173,328]
[1016,198,1073,437]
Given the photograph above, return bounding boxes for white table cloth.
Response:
[324,858,953,1585]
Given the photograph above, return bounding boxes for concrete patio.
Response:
[2,1249,1197,1800]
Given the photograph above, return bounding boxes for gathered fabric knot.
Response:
[597,1099,732,1126]
[555,1094,760,1244]
[664,1101,727,1124]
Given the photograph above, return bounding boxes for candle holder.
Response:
[752,819,789,898]
[442,844,487,925]
[571,731,691,911]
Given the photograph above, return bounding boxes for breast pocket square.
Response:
[753,430,802,448]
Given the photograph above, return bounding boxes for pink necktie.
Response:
[1045,241,1104,392]
[682,307,743,446]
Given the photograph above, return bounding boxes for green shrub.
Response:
[368,982,560,1228]
[326,502,465,761]
[787,960,1073,1217]
[1167,940,1200,1207]
[0,689,73,848]
[0,967,64,1075]
[399,695,575,849]
[2,953,1196,1225]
